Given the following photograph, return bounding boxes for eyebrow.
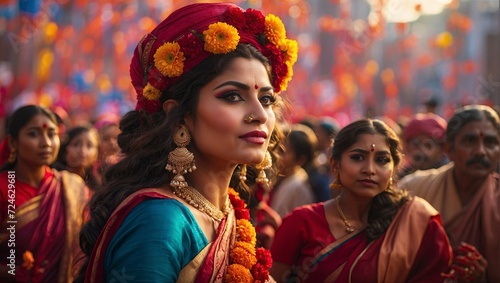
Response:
[26,126,57,131]
[213,81,273,93]
[348,148,390,155]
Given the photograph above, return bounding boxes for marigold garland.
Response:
[225,188,272,283]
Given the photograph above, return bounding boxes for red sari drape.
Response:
[0,167,88,283]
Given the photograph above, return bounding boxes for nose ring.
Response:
[244,114,255,123]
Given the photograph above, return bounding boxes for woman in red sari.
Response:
[270,119,453,283]
[0,105,89,283]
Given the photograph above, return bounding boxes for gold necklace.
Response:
[335,196,355,233]
[172,186,230,222]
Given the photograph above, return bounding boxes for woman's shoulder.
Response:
[402,196,439,218]
[284,202,326,221]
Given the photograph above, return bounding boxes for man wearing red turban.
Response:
[399,113,449,178]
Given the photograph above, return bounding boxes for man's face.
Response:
[447,120,500,180]
[405,134,445,170]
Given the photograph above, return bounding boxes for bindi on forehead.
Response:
[254,84,259,90]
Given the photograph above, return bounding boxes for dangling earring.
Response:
[255,151,272,187]
[8,149,16,163]
[329,172,342,190]
[165,125,196,189]
[239,164,247,185]
[386,177,393,191]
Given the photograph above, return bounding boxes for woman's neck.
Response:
[186,161,236,211]
[14,163,47,188]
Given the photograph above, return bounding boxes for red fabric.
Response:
[0,167,65,283]
[271,203,452,283]
[0,138,10,168]
[403,113,447,143]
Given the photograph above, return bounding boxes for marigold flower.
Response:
[142,82,161,101]
[203,22,240,54]
[252,263,270,281]
[265,14,286,45]
[224,6,246,29]
[225,264,254,283]
[237,219,257,246]
[235,208,251,220]
[177,33,204,60]
[22,250,34,271]
[244,8,265,34]
[280,38,299,66]
[230,241,257,269]
[153,42,185,78]
[256,247,273,269]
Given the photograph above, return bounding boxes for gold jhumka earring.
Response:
[255,151,272,187]
[8,149,16,163]
[329,171,342,190]
[239,164,247,186]
[165,125,196,189]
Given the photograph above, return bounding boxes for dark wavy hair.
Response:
[331,118,410,242]
[75,44,286,281]
[1,105,58,171]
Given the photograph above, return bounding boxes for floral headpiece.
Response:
[130,3,298,114]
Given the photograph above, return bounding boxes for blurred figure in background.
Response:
[94,114,120,185]
[53,123,100,191]
[399,112,449,179]
[307,116,339,201]
[0,105,89,282]
[270,124,318,218]
[400,105,498,282]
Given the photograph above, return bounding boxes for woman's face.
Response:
[66,130,99,169]
[336,133,394,199]
[98,124,120,160]
[186,57,276,168]
[11,114,60,168]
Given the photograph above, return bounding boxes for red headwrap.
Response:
[403,113,448,143]
[130,3,298,113]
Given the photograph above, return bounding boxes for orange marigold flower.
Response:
[230,241,257,269]
[142,82,161,101]
[153,42,185,78]
[265,14,286,45]
[203,22,240,54]
[280,38,299,66]
[22,250,34,271]
[237,219,257,246]
[225,264,254,283]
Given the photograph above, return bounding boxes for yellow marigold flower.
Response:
[280,38,299,66]
[142,82,161,101]
[153,42,185,78]
[230,241,257,269]
[265,14,286,45]
[280,63,294,92]
[237,219,257,246]
[203,22,240,54]
[22,250,34,271]
[225,264,254,283]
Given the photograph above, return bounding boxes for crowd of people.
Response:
[0,2,499,283]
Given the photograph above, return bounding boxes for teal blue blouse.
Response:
[104,198,209,282]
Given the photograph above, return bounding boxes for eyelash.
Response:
[217,91,276,106]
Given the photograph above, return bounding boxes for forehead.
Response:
[457,120,499,138]
[22,114,57,129]
[348,133,390,150]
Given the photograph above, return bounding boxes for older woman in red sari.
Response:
[270,119,453,283]
[0,105,89,283]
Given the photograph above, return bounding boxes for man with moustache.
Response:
[399,105,499,283]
